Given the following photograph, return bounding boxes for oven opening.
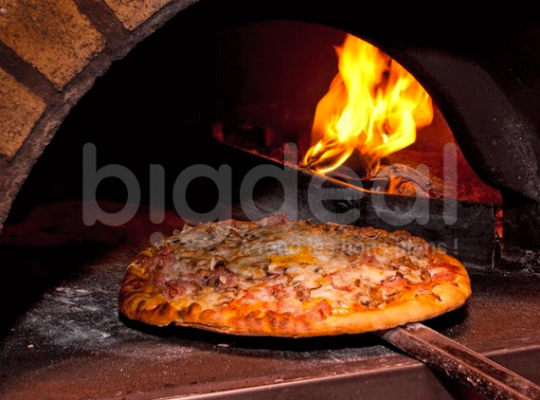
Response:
[211,24,501,205]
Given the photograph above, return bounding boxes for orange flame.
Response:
[302,34,434,176]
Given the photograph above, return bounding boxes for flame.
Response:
[302,34,434,176]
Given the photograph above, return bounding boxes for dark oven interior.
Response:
[1,1,540,399]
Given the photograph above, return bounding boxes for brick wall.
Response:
[0,0,198,230]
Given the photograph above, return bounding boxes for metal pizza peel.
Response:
[376,323,540,400]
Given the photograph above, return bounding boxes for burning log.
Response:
[362,164,445,198]
[321,149,445,199]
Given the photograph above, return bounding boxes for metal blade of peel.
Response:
[377,323,540,400]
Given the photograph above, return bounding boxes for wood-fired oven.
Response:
[1,1,540,399]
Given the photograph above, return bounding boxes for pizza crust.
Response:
[119,217,471,337]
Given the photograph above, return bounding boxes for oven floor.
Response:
[1,206,540,400]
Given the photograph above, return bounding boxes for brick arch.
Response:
[0,0,200,229]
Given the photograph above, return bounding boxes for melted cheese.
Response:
[160,218,438,315]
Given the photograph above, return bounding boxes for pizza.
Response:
[119,214,471,337]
